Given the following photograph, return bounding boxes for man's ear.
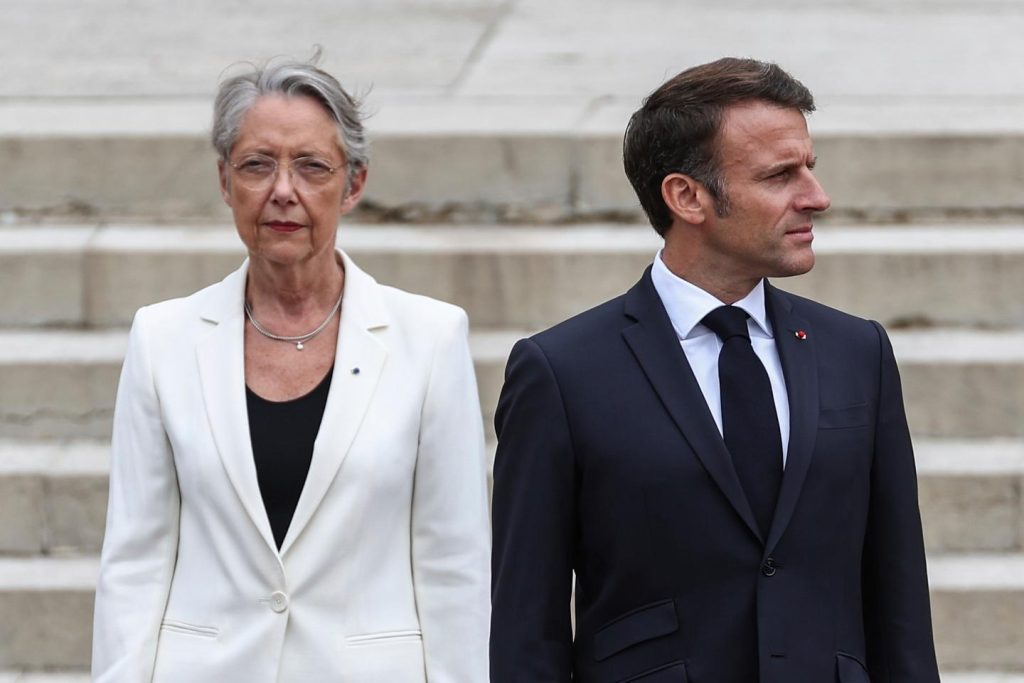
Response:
[218,159,231,206]
[661,173,708,226]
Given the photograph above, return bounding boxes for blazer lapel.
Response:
[621,268,763,543]
[279,252,389,556]
[195,260,279,554]
[764,283,819,553]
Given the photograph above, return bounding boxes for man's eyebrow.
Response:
[759,155,818,176]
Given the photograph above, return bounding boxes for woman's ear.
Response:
[218,159,232,206]
[340,166,368,215]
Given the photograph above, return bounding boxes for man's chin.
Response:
[769,253,815,278]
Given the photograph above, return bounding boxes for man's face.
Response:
[700,100,830,283]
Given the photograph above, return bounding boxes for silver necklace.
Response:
[244,288,343,351]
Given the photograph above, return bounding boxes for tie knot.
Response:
[702,306,750,341]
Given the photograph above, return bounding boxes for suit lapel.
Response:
[764,283,819,553]
[279,253,389,556]
[622,268,763,543]
[195,261,279,553]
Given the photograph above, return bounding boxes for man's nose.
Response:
[798,171,831,213]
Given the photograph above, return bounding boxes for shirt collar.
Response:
[650,249,773,341]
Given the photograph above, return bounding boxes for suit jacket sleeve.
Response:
[92,306,180,682]
[491,337,575,682]
[412,307,491,682]
[863,321,940,682]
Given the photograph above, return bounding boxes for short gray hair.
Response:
[212,54,368,183]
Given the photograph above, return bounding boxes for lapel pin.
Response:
[351,367,360,375]
[794,330,807,340]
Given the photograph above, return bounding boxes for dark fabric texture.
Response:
[490,268,940,683]
[246,365,333,549]
[702,305,783,538]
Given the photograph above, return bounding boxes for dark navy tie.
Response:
[702,305,783,539]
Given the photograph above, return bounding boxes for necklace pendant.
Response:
[296,342,304,351]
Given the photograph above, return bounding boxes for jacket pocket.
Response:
[347,629,423,646]
[819,403,871,430]
[836,651,871,683]
[594,599,678,662]
[160,618,219,639]
[620,661,688,682]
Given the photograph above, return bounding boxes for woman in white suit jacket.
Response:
[92,57,490,682]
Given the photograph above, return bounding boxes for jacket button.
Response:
[761,558,777,577]
[270,591,289,613]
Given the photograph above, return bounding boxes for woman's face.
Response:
[218,94,366,268]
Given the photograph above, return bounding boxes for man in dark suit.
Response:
[490,58,940,683]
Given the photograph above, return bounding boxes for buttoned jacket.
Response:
[490,268,939,683]
[93,251,490,682]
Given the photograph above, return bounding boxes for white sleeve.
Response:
[411,307,491,682]
[92,307,180,682]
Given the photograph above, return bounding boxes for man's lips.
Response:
[264,221,305,233]
[786,225,814,241]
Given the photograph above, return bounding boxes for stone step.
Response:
[0,554,1020,671]
[1,327,1021,440]
[3,100,1024,222]
[0,674,91,683]
[1,439,1019,557]
[0,557,96,670]
[929,554,1024,672]
[3,224,1023,329]
[0,441,108,557]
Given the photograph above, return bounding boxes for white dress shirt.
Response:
[650,251,790,466]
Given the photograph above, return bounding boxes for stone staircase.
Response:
[1,217,1023,678]
[3,1,1024,679]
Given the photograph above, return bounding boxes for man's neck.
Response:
[659,248,760,305]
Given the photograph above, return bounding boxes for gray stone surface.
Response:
[5,224,1024,329]
[0,559,96,670]
[0,475,44,555]
[5,1,1024,220]
[1,327,1022,440]
[0,554,1019,671]
[1,438,1018,556]
[2,1,1023,676]
[0,0,504,98]
[6,124,1024,220]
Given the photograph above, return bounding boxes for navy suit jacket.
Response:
[490,268,940,683]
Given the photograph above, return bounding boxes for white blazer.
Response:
[92,251,490,682]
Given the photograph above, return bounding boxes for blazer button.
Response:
[761,558,778,577]
[270,591,289,613]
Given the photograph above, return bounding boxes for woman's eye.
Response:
[240,159,274,173]
[299,160,332,174]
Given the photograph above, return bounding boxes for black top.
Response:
[246,366,333,549]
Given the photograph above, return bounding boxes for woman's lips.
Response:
[264,221,304,233]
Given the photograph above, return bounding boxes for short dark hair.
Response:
[623,58,815,235]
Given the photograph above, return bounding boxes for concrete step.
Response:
[0,557,95,670]
[0,674,90,683]
[3,100,1024,222]
[3,224,1023,330]
[0,441,108,556]
[1,327,1021,440]
[930,554,1024,672]
[0,554,1020,671]
[916,440,1024,554]
[1,438,1019,557]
